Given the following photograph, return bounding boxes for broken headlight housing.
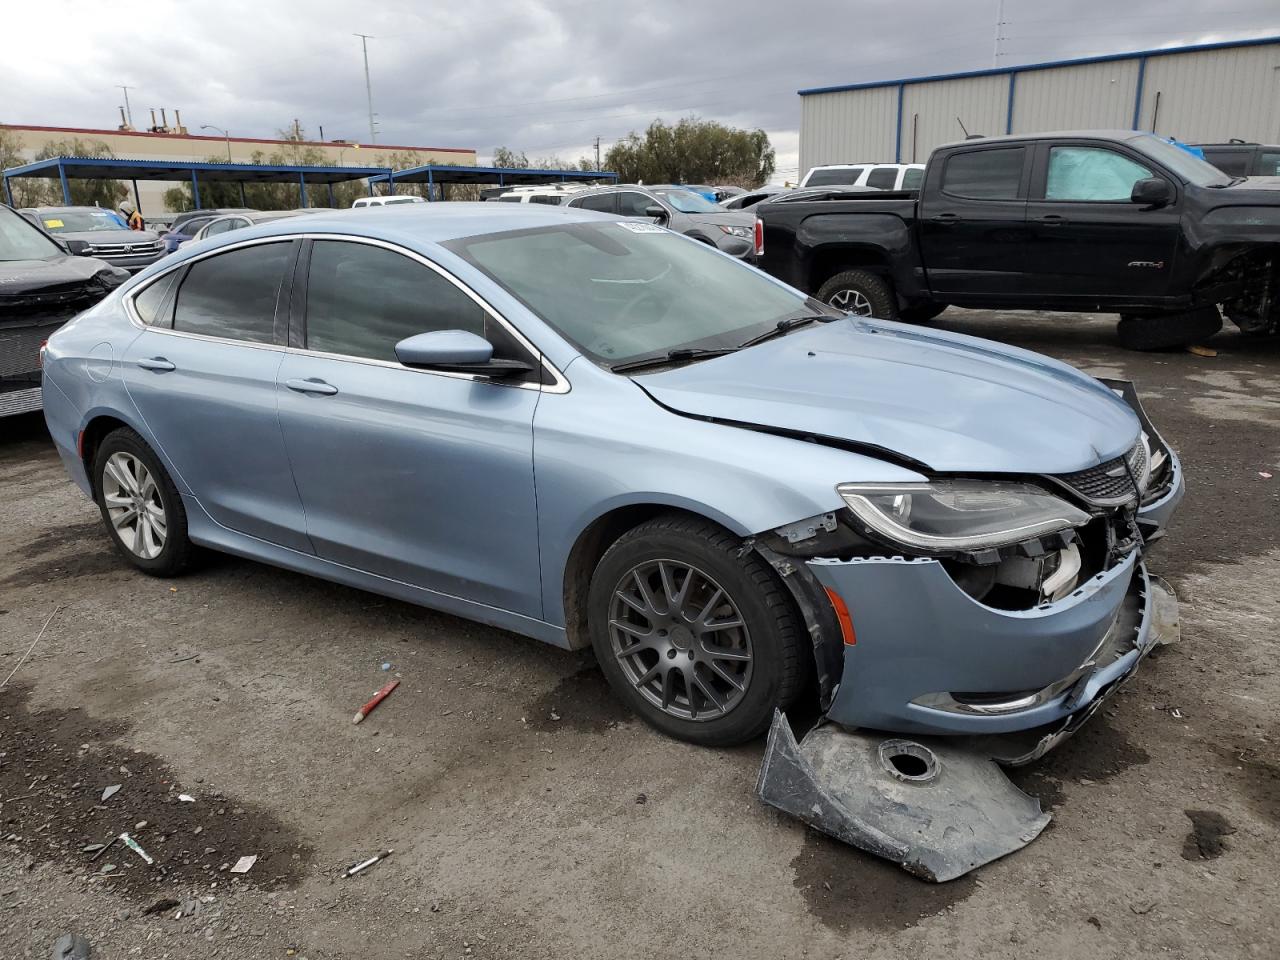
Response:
[835,480,1091,554]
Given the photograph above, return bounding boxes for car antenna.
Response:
[956,116,970,138]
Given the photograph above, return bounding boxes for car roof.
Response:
[30,205,121,213]
[934,129,1149,150]
[170,202,624,251]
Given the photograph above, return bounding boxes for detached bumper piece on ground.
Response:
[757,575,1180,882]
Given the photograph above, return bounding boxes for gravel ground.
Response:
[1,309,1278,960]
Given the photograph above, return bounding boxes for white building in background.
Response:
[797,35,1280,173]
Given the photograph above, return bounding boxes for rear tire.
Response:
[1117,307,1222,351]
[816,269,897,320]
[93,427,195,577]
[587,514,804,747]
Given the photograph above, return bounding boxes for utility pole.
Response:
[992,0,1005,67]
[117,85,134,127]
[593,136,601,170]
[355,34,377,144]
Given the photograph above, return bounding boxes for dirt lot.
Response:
[2,309,1278,960]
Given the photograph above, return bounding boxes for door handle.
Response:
[137,357,176,372]
[1035,214,1068,226]
[285,377,338,396]
[930,213,959,224]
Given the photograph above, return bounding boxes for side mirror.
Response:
[64,239,91,255]
[1131,178,1172,208]
[394,330,533,378]
[644,204,668,223]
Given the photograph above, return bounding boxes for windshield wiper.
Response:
[610,347,737,374]
[737,315,829,349]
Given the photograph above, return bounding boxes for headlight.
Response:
[718,225,751,238]
[836,480,1091,553]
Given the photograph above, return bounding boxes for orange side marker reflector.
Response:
[824,587,857,645]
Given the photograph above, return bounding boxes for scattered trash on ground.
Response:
[344,849,393,877]
[230,855,258,874]
[177,793,196,802]
[381,662,391,671]
[352,680,400,724]
[1187,344,1217,358]
[1260,472,1273,479]
[89,837,117,863]
[100,785,120,802]
[119,832,155,866]
[51,932,91,959]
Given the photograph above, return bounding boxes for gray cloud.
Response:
[3,0,1278,179]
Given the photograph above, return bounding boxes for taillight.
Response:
[37,340,48,368]
[753,218,764,257]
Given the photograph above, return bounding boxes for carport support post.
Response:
[298,173,308,208]
[239,182,247,207]
[2,176,12,207]
[191,171,201,210]
[388,171,396,196]
[427,167,434,202]
[131,179,142,215]
[58,161,71,204]
[327,182,335,208]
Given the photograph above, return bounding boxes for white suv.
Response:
[799,163,924,191]
[351,196,427,208]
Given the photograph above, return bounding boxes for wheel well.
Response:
[79,415,130,494]
[561,504,725,650]
[809,246,891,294]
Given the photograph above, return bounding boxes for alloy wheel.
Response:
[102,452,167,560]
[828,287,873,315]
[608,559,754,722]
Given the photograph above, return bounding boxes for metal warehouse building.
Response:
[798,35,1280,173]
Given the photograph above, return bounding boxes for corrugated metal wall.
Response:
[1138,44,1280,142]
[1012,59,1140,132]
[799,86,898,180]
[797,39,1280,176]
[899,74,1009,162]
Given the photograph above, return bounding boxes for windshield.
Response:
[0,206,65,261]
[652,189,721,214]
[1131,135,1232,187]
[37,209,128,233]
[446,222,819,366]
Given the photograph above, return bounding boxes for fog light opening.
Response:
[878,740,939,782]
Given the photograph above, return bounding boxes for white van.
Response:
[798,163,925,191]
[492,184,588,205]
[351,195,428,208]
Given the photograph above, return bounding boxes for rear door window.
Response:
[942,148,1025,200]
[132,270,182,327]
[172,242,292,343]
[901,167,924,190]
[865,167,899,190]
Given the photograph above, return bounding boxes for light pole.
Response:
[354,34,377,144]
[201,125,233,162]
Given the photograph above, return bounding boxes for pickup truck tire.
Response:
[899,303,948,323]
[816,270,897,320]
[1116,308,1223,351]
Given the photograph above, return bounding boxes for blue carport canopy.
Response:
[368,163,617,198]
[2,156,396,211]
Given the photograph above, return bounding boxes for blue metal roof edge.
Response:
[368,164,619,183]
[3,156,394,178]
[797,33,1280,96]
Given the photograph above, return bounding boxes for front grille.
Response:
[0,319,68,378]
[90,240,163,258]
[1055,442,1147,505]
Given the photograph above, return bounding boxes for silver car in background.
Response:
[565,184,762,259]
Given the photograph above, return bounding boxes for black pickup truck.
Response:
[757,130,1280,349]
[1,203,129,417]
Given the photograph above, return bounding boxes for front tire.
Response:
[816,269,897,320]
[93,427,195,577]
[587,514,804,746]
[1117,307,1222,351]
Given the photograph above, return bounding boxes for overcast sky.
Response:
[3,0,1279,181]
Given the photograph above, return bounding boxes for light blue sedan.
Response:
[42,203,1182,752]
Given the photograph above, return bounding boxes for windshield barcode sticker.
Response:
[616,220,666,234]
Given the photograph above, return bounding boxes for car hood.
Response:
[684,210,757,229]
[0,255,123,314]
[55,229,162,244]
[635,319,1140,474]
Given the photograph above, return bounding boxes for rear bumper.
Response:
[810,550,1163,737]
